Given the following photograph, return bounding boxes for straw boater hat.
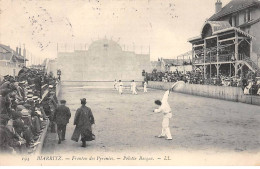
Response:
[49,85,53,89]
[32,96,38,100]
[27,98,33,102]
[21,109,30,116]
[19,81,25,85]
[27,94,33,98]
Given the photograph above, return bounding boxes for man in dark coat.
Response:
[71,98,95,147]
[53,100,71,144]
[34,74,42,98]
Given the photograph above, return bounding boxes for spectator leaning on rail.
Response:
[145,70,260,95]
[0,67,59,154]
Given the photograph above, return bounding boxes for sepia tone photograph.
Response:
[0,0,260,166]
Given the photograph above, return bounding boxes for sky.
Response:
[0,0,231,63]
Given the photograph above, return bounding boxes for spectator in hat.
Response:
[0,114,17,154]
[34,74,42,99]
[53,100,71,144]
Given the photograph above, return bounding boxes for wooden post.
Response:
[235,31,238,77]
[192,44,194,72]
[235,31,238,60]
[183,55,185,74]
[204,39,206,81]
[250,39,253,58]
[210,51,212,84]
[217,36,219,78]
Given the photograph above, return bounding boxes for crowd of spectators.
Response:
[0,66,58,154]
[146,69,260,96]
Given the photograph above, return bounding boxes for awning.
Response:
[213,27,255,39]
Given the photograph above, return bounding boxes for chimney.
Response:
[23,48,26,58]
[16,47,18,54]
[215,0,222,14]
[19,48,21,56]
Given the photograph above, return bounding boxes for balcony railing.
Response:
[193,53,249,64]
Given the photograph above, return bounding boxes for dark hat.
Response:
[17,105,26,111]
[60,100,66,104]
[0,89,11,96]
[23,103,31,109]
[13,119,24,129]
[155,100,162,106]
[80,98,86,104]
[9,78,15,83]
[12,111,23,120]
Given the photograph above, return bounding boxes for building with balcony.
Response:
[188,0,260,79]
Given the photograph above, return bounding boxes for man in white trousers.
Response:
[114,79,118,90]
[131,80,137,95]
[118,80,123,95]
[153,90,172,140]
[143,81,148,93]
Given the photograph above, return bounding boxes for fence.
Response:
[148,81,260,106]
[61,81,143,88]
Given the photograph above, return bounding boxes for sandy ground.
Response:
[41,86,260,165]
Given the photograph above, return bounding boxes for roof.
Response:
[150,61,161,66]
[0,44,28,61]
[188,20,254,43]
[162,59,179,66]
[213,27,254,38]
[203,21,232,33]
[188,36,202,42]
[209,0,259,21]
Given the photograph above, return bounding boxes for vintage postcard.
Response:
[0,0,260,166]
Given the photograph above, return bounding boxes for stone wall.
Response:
[148,81,260,106]
[57,39,150,82]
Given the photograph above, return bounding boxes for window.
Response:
[247,10,251,21]
[244,12,247,23]
[233,15,239,27]
[235,15,239,26]
[229,17,232,25]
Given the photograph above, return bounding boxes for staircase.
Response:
[242,57,260,76]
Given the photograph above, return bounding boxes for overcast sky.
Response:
[0,0,231,62]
